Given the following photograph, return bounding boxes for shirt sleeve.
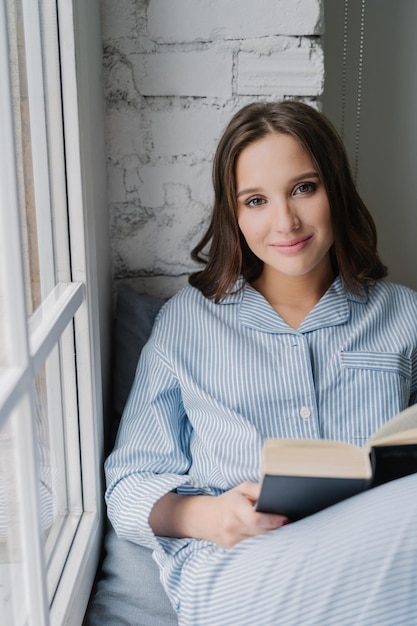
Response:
[410,347,417,407]
[105,321,193,551]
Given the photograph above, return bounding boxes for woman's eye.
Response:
[246,197,266,208]
[294,182,316,195]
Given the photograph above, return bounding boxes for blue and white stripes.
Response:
[105,276,417,619]
[178,474,417,625]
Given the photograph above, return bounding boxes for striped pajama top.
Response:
[105,275,417,610]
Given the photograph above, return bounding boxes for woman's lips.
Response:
[270,235,313,253]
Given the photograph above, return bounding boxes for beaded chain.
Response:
[341,0,366,183]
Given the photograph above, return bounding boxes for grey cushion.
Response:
[113,283,167,419]
[107,283,167,453]
[86,284,178,625]
[86,524,177,626]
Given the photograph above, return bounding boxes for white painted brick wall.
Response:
[238,47,324,96]
[135,162,213,209]
[148,0,322,41]
[133,51,233,97]
[101,0,324,296]
[151,107,228,158]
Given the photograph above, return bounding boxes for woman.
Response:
[106,101,417,625]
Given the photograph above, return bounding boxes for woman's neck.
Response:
[253,263,336,329]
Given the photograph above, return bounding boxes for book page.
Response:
[368,404,417,445]
[261,439,372,479]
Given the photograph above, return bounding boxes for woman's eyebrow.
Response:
[291,171,320,184]
[236,187,261,199]
[236,171,320,199]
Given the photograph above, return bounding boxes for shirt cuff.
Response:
[107,474,192,552]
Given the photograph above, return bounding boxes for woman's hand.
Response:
[193,481,289,548]
[149,481,288,549]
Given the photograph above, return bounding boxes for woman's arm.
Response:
[149,481,288,548]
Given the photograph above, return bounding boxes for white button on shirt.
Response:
[300,406,311,419]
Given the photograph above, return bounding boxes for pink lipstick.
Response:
[270,235,313,254]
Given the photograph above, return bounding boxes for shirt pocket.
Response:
[340,351,412,443]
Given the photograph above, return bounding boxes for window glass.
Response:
[8,0,55,316]
[29,300,83,602]
[35,352,65,541]
[0,0,103,619]
[0,408,29,625]
[0,259,6,369]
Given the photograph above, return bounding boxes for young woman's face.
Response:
[236,132,334,284]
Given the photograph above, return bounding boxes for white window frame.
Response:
[0,0,107,623]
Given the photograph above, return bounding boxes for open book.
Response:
[256,404,417,520]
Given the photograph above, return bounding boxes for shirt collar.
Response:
[228,275,368,334]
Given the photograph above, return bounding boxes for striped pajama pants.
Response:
[177,474,417,626]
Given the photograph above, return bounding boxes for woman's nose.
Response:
[271,199,300,233]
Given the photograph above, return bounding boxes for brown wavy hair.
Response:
[189,100,387,301]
